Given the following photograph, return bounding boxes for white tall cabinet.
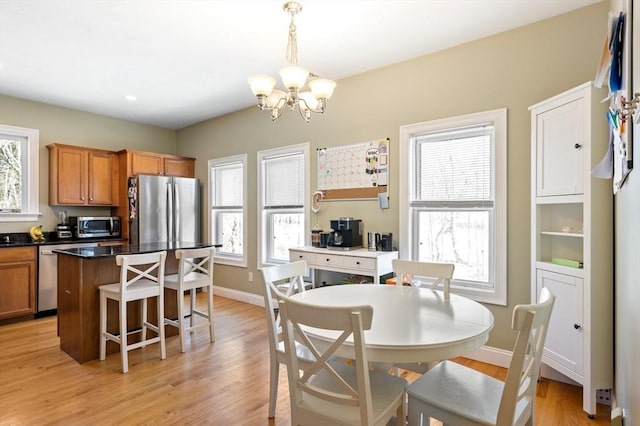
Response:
[529,82,613,417]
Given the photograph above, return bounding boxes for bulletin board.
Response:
[317,138,389,200]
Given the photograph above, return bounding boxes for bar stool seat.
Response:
[164,247,215,353]
[99,251,167,374]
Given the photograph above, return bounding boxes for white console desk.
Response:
[289,246,398,285]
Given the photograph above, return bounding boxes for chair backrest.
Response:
[278,294,376,425]
[497,286,555,425]
[175,246,215,284]
[116,250,167,291]
[392,259,455,300]
[260,261,309,359]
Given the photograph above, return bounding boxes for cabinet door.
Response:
[131,152,164,176]
[164,158,194,177]
[56,147,87,204]
[88,151,116,205]
[537,269,584,376]
[0,247,36,319]
[535,98,585,196]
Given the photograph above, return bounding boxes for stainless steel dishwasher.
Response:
[37,242,98,316]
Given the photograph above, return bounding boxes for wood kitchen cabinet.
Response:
[0,246,37,320]
[48,143,119,206]
[113,149,196,240]
[120,149,195,178]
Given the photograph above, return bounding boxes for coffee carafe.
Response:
[367,232,381,251]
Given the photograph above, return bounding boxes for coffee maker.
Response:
[327,217,363,250]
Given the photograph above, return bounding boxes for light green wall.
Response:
[0,95,176,233]
[177,2,609,351]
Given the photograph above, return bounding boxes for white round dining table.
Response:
[291,284,494,364]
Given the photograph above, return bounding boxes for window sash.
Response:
[209,154,247,266]
[399,108,507,305]
[263,153,304,208]
[0,124,39,222]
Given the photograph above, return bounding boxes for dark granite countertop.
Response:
[0,234,126,249]
[53,241,214,258]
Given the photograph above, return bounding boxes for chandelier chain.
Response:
[286,11,298,65]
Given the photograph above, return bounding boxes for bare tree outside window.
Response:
[0,136,23,211]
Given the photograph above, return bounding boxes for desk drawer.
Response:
[289,250,316,264]
[316,253,344,268]
[342,256,376,271]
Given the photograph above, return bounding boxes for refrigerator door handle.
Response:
[167,181,174,242]
[174,181,180,241]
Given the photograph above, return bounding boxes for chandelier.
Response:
[248,1,336,122]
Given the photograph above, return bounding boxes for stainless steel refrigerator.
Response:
[128,175,200,244]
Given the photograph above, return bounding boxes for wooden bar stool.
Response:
[99,251,167,373]
[164,247,215,353]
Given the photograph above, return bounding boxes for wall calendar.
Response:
[317,138,389,200]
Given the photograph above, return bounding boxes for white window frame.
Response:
[257,142,310,268]
[0,124,40,222]
[208,154,247,267]
[399,108,507,305]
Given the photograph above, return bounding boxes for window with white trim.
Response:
[399,109,507,305]
[209,154,247,266]
[258,143,310,266]
[0,124,40,222]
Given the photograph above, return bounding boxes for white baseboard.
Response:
[213,286,515,367]
[212,285,265,307]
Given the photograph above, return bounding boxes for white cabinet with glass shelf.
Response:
[529,82,612,418]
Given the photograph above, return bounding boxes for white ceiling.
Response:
[0,0,601,129]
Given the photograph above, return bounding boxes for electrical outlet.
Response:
[596,388,612,406]
[248,272,253,282]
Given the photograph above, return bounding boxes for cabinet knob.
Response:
[299,255,303,259]
[81,197,85,201]
[574,143,582,149]
[573,323,581,330]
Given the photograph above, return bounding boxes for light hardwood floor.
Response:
[0,294,610,425]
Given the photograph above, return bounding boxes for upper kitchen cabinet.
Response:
[119,149,195,178]
[114,149,195,240]
[47,144,119,206]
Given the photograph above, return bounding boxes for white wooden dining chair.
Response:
[260,260,314,419]
[392,259,455,300]
[392,259,455,374]
[99,251,167,374]
[406,286,556,426]
[279,293,408,426]
[164,246,216,353]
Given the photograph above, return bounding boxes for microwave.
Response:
[69,216,121,239]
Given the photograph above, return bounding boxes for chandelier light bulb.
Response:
[248,74,276,96]
[308,78,336,100]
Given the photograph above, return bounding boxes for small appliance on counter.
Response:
[69,216,121,239]
[55,210,72,240]
[327,217,363,250]
[380,232,393,251]
[367,232,381,251]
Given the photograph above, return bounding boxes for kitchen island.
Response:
[54,242,213,364]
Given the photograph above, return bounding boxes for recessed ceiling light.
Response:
[124,94,137,102]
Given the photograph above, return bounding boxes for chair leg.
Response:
[158,293,166,360]
[119,299,129,374]
[268,360,279,418]
[141,298,148,347]
[207,285,215,342]
[177,289,186,353]
[99,291,107,361]
[189,289,196,332]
